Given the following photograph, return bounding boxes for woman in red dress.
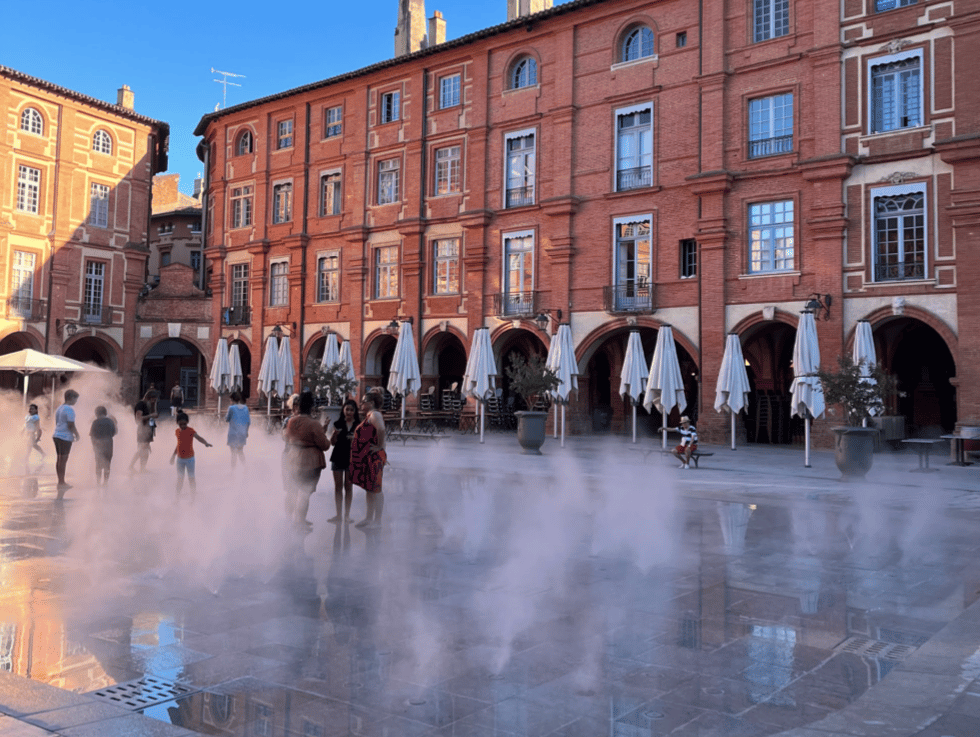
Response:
[350,391,387,528]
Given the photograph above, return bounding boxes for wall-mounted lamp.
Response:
[533,309,563,332]
[271,322,296,340]
[803,293,832,321]
[385,316,413,335]
[57,319,79,338]
[320,325,335,337]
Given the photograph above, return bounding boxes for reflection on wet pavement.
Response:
[1,441,979,737]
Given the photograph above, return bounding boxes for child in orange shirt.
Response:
[170,412,212,498]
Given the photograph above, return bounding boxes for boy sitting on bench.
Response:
[670,416,698,469]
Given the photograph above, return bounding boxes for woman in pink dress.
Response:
[350,391,387,528]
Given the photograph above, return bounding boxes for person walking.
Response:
[89,406,117,488]
[350,391,387,529]
[670,416,699,469]
[129,389,159,473]
[283,391,331,531]
[22,403,45,474]
[225,391,251,468]
[327,398,360,523]
[169,411,213,500]
[170,383,184,417]
[52,389,80,498]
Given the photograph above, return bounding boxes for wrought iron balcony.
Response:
[874,260,925,282]
[603,283,655,314]
[505,186,534,208]
[616,166,653,191]
[748,135,794,159]
[82,304,114,326]
[492,291,538,318]
[5,297,46,321]
[223,305,251,326]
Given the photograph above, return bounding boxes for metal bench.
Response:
[628,446,714,468]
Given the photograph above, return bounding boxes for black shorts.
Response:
[53,437,72,457]
[331,462,349,472]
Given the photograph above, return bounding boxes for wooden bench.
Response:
[628,446,714,468]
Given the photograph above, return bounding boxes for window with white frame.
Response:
[236,130,253,155]
[93,130,112,155]
[503,231,534,315]
[272,182,292,224]
[317,252,340,302]
[83,261,105,323]
[377,159,400,204]
[440,74,460,108]
[231,185,253,228]
[748,200,794,273]
[381,91,400,123]
[510,57,537,89]
[11,251,36,316]
[749,93,793,158]
[869,51,921,134]
[505,130,535,207]
[876,0,915,10]
[320,172,341,216]
[434,145,461,195]
[433,238,460,294]
[277,120,293,149]
[89,183,110,227]
[231,263,249,306]
[269,261,288,306]
[753,0,789,42]
[873,184,926,282]
[325,106,342,138]
[616,104,653,191]
[375,245,399,299]
[613,216,652,311]
[20,108,43,136]
[621,26,655,63]
[16,165,40,214]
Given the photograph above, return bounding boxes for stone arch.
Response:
[419,326,468,397]
[64,333,120,371]
[362,330,399,389]
[137,337,208,408]
[0,329,42,353]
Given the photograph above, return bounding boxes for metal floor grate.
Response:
[835,636,918,662]
[88,676,197,709]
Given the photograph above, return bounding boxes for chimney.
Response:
[117,84,135,109]
[395,0,428,56]
[507,0,552,21]
[193,176,204,200]
[428,10,446,46]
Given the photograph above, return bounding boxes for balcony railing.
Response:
[5,297,46,321]
[616,166,653,191]
[505,186,534,208]
[603,283,655,313]
[82,304,114,326]
[223,305,252,326]
[748,135,794,159]
[492,291,538,318]
[875,260,925,282]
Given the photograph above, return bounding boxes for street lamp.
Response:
[803,293,832,321]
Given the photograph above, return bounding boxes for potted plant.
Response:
[505,353,561,454]
[817,355,899,479]
[305,359,358,420]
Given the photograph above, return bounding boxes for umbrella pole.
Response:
[23,375,29,406]
[804,417,811,468]
[401,399,406,431]
[561,404,566,448]
[553,402,558,439]
[731,411,736,451]
[479,401,485,444]
[217,394,222,419]
[632,404,637,444]
[662,410,667,450]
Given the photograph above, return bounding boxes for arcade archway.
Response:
[64,335,117,370]
[363,334,398,390]
[230,339,252,402]
[140,338,206,409]
[421,331,467,399]
[0,332,41,394]
[493,328,550,411]
[740,320,800,444]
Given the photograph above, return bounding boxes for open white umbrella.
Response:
[547,323,578,447]
[278,336,295,399]
[256,335,281,414]
[790,311,825,468]
[209,337,231,417]
[643,325,687,449]
[228,343,244,393]
[714,333,752,451]
[338,340,357,389]
[461,327,497,443]
[0,348,111,411]
[853,320,878,427]
[618,330,646,444]
[387,321,421,429]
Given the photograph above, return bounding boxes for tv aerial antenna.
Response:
[212,68,245,109]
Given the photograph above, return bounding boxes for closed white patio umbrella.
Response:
[853,320,878,427]
[461,327,497,443]
[256,335,281,415]
[228,343,244,393]
[387,320,422,429]
[338,340,357,389]
[547,323,578,447]
[320,333,340,371]
[714,333,752,450]
[643,325,687,449]
[278,335,295,399]
[618,330,646,444]
[790,311,825,468]
[209,337,231,417]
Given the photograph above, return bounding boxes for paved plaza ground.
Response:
[1,425,980,737]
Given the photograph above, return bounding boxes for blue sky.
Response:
[4,0,563,194]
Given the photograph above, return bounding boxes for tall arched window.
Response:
[622,26,655,62]
[510,56,538,89]
[20,108,43,136]
[236,130,253,155]
[93,130,113,155]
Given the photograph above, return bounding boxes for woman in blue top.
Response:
[225,391,251,468]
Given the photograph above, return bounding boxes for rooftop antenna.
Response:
[211,68,245,109]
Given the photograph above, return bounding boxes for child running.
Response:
[89,406,117,488]
[22,403,45,474]
[169,412,212,499]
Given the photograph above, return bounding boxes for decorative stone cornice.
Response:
[877,171,919,185]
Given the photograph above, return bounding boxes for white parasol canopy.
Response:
[461,327,497,443]
[320,333,340,371]
[643,325,687,449]
[546,323,578,447]
[387,320,422,428]
[790,311,825,468]
[714,333,752,450]
[209,337,231,416]
[0,348,111,409]
[278,336,295,399]
[618,330,647,444]
[338,340,357,387]
[228,343,244,393]
[853,320,878,425]
[256,336,281,414]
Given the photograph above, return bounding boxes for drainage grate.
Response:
[835,637,918,662]
[88,676,197,709]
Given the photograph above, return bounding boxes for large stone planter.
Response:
[832,426,879,480]
[515,411,548,455]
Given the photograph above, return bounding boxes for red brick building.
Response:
[195,0,980,442]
